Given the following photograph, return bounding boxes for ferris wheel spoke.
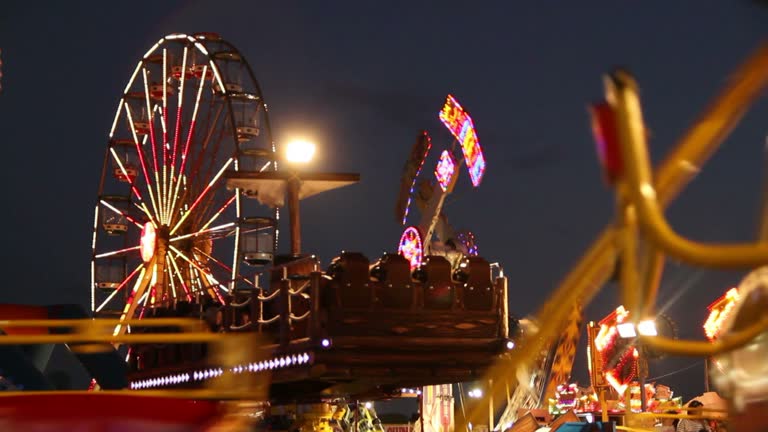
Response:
[168,221,236,244]
[166,251,193,301]
[94,245,142,259]
[169,64,208,222]
[170,157,234,235]
[167,47,188,211]
[179,104,225,224]
[189,266,222,303]
[199,195,237,232]
[125,101,162,223]
[168,244,229,296]
[161,48,170,224]
[114,261,153,337]
[133,202,155,224]
[193,246,256,289]
[99,199,144,229]
[95,263,144,313]
[188,107,225,194]
[140,68,166,224]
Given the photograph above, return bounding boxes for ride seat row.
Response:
[325,252,496,311]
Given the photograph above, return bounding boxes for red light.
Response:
[590,102,622,185]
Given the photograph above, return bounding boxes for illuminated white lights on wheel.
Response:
[130,352,313,389]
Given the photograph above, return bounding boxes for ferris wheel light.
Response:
[285,139,316,163]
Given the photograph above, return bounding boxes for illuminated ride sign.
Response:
[434,150,456,192]
[438,95,486,187]
[398,226,424,270]
[704,287,740,341]
[592,306,638,395]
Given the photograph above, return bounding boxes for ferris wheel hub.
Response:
[140,223,157,263]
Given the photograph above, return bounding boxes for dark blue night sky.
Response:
[1,1,767,401]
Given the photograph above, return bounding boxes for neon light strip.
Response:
[162,48,169,224]
[96,264,143,313]
[169,64,207,223]
[170,158,234,235]
[108,100,124,138]
[167,46,188,222]
[171,46,187,171]
[167,251,192,301]
[138,290,150,309]
[194,42,226,93]
[90,205,100,312]
[168,222,236,243]
[99,199,143,228]
[231,160,241,292]
[114,266,148,336]
[123,61,144,94]
[95,245,142,259]
[130,353,313,389]
[198,195,236,233]
[181,253,224,304]
[401,132,432,225]
[166,263,177,300]
[170,245,228,293]
[142,39,163,60]
[108,147,150,214]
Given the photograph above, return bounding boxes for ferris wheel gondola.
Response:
[91,33,277,336]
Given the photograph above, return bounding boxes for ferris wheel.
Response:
[91,33,276,335]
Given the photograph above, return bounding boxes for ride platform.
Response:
[126,252,512,402]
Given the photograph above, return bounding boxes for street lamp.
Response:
[284,139,316,256]
[285,139,316,164]
[224,138,359,259]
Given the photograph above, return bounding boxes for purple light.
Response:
[321,338,331,348]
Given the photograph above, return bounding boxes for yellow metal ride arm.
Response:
[463,42,768,430]
[0,318,269,401]
[608,62,768,357]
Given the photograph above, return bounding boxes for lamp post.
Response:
[284,140,316,256]
[224,139,359,263]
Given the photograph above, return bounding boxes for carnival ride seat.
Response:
[418,255,454,310]
[370,253,413,309]
[458,256,495,311]
[327,252,372,308]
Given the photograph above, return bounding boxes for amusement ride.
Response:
[0,31,766,432]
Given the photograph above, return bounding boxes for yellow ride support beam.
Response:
[463,42,768,431]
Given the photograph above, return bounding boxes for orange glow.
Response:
[140,222,156,263]
[605,372,627,395]
[703,287,740,340]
